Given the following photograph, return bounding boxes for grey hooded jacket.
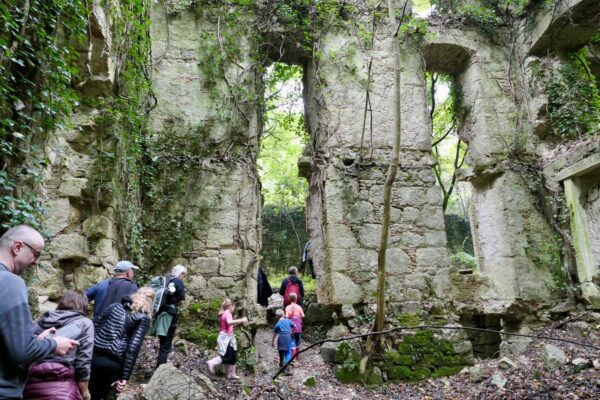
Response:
[34,310,95,381]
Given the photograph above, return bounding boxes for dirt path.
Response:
[254,327,327,383]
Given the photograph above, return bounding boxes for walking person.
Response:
[88,287,154,399]
[272,309,295,372]
[85,261,140,319]
[284,292,304,357]
[23,290,94,400]
[0,225,79,399]
[152,265,187,368]
[205,298,248,380]
[279,266,305,308]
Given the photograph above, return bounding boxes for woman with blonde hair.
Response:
[89,287,154,399]
[205,298,248,379]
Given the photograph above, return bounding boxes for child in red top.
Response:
[284,293,304,351]
[205,298,248,379]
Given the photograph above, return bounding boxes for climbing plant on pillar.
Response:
[88,0,154,267]
[0,0,87,230]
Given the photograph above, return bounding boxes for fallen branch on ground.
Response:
[272,324,600,380]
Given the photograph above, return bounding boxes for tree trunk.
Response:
[359,0,405,379]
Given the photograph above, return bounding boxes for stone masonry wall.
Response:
[147,3,262,307]
[304,23,452,306]
[32,0,600,318]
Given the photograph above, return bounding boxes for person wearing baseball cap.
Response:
[85,260,140,319]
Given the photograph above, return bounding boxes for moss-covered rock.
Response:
[383,351,414,367]
[366,366,384,385]
[335,342,361,364]
[335,363,360,383]
[380,330,472,382]
[431,365,465,378]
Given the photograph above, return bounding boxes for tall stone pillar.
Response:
[304,27,450,306]
[147,3,262,305]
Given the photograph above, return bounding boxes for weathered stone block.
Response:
[143,363,207,399]
[192,257,219,275]
[58,177,88,198]
[327,224,358,248]
[219,249,245,277]
[416,247,449,269]
[329,272,363,304]
[51,234,87,260]
[208,277,235,289]
[358,224,381,248]
[94,239,117,265]
[82,215,113,239]
[386,248,412,274]
[348,201,374,224]
[44,198,76,237]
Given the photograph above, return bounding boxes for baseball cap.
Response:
[114,260,139,272]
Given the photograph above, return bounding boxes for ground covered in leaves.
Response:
[123,315,600,399]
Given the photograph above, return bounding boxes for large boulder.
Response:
[143,363,211,400]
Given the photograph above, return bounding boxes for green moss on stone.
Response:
[431,366,465,378]
[303,376,316,387]
[366,368,383,385]
[335,342,361,364]
[382,331,472,381]
[383,351,413,366]
[403,331,434,346]
[387,365,431,381]
[335,364,360,383]
[395,312,422,327]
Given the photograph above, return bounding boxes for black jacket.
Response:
[93,297,150,380]
[257,267,273,307]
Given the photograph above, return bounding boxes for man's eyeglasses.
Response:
[20,241,42,259]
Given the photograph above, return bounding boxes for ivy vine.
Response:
[0,0,87,230]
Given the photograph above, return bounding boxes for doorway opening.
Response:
[257,62,315,294]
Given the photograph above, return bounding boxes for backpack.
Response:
[283,278,300,306]
[150,275,174,314]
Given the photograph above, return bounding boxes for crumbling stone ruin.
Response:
[11,0,600,377]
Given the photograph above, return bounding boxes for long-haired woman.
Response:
[88,287,154,399]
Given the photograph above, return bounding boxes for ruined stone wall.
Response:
[36,2,122,307]
[146,3,261,306]
[32,0,600,318]
[304,21,451,307]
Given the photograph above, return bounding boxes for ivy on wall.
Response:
[86,0,154,267]
[535,50,600,140]
[0,0,87,230]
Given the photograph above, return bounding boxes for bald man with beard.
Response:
[0,225,79,399]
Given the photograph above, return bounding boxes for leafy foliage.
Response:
[535,50,600,140]
[0,0,87,230]
[258,63,309,274]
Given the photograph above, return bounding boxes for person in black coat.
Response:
[257,266,273,307]
[89,288,154,400]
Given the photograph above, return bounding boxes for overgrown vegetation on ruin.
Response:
[0,0,87,230]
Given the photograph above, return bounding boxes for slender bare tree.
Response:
[359,0,407,379]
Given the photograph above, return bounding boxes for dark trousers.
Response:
[278,350,287,367]
[156,322,176,368]
[89,354,121,400]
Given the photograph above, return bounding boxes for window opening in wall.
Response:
[426,72,475,269]
[258,62,314,292]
